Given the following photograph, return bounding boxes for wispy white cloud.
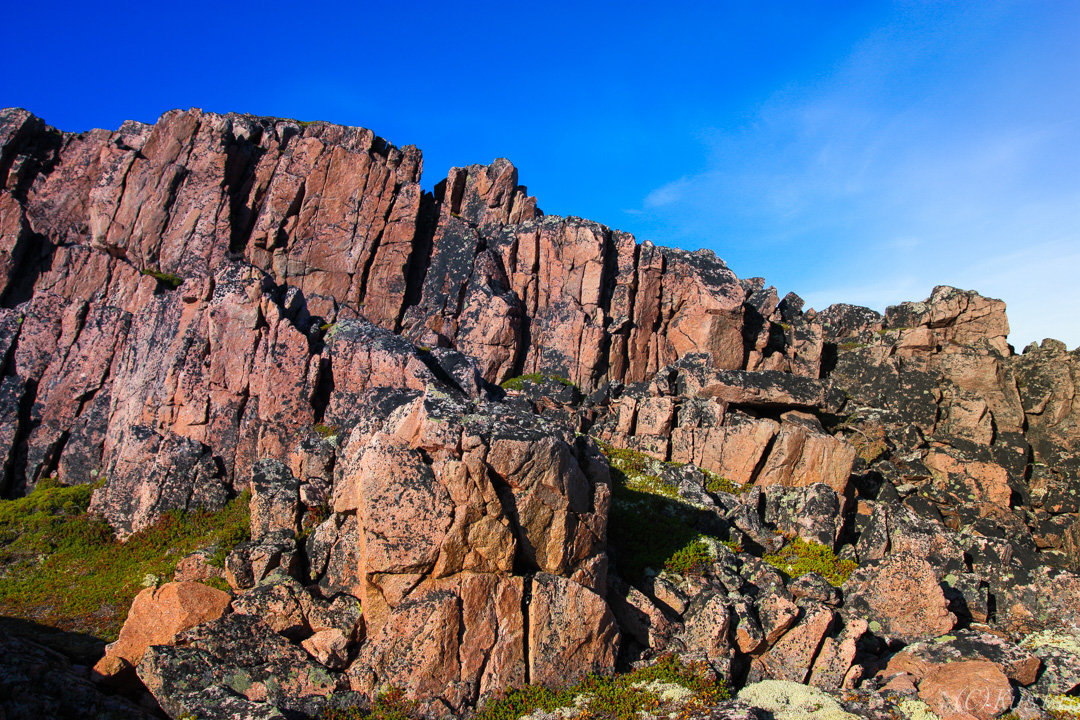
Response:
[630,2,1080,348]
[642,177,693,208]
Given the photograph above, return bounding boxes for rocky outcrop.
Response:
[3,106,1080,720]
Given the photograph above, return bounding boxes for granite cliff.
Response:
[1,107,1078,720]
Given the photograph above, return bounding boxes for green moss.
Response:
[664,537,715,575]
[314,423,340,440]
[1048,695,1080,717]
[762,537,856,587]
[474,654,728,720]
[0,484,250,640]
[200,576,231,593]
[598,446,690,578]
[499,373,578,391]
[141,268,183,289]
[472,683,577,720]
[721,539,743,553]
[702,469,750,495]
[596,441,681,500]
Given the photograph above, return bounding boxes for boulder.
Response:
[749,603,835,683]
[882,629,1041,686]
[843,552,955,643]
[93,581,231,680]
[754,413,857,500]
[917,661,1013,720]
[138,613,342,719]
[348,574,528,715]
[528,573,620,686]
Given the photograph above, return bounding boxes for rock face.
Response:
[3,107,1080,720]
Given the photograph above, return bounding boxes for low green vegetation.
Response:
[597,441,732,580]
[320,688,415,720]
[140,268,184,289]
[0,479,250,640]
[314,423,340,440]
[500,373,577,391]
[663,537,716,575]
[473,654,729,720]
[598,441,681,500]
[1046,695,1080,719]
[721,538,743,553]
[702,469,750,496]
[762,537,856,587]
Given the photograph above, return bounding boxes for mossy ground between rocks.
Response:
[140,267,184,288]
[0,479,250,641]
[500,373,578,391]
[471,654,728,720]
[597,442,719,581]
[762,537,857,587]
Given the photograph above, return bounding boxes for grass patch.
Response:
[474,654,728,720]
[762,537,856,587]
[597,441,729,581]
[500,373,577,392]
[702,469,750,496]
[0,482,250,641]
[141,268,183,289]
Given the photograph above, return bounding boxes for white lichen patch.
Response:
[1022,629,1080,656]
[1047,694,1080,713]
[898,699,941,720]
[517,694,588,720]
[737,680,859,720]
[633,680,694,704]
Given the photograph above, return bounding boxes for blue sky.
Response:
[5,1,1078,348]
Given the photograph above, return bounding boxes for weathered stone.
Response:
[89,427,228,537]
[882,629,1041,686]
[749,603,835,683]
[0,626,157,720]
[754,413,857,499]
[249,459,301,541]
[918,660,1013,720]
[789,572,842,606]
[225,531,300,590]
[680,594,733,671]
[231,573,313,640]
[528,573,619,686]
[885,286,1010,354]
[173,548,226,584]
[93,581,231,680]
[808,617,867,689]
[607,578,678,651]
[138,613,341,719]
[758,593,801,645]
[348,574,527,714]
[843,552,956,642]
[302,629,351,670]
[764,483,844,547]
